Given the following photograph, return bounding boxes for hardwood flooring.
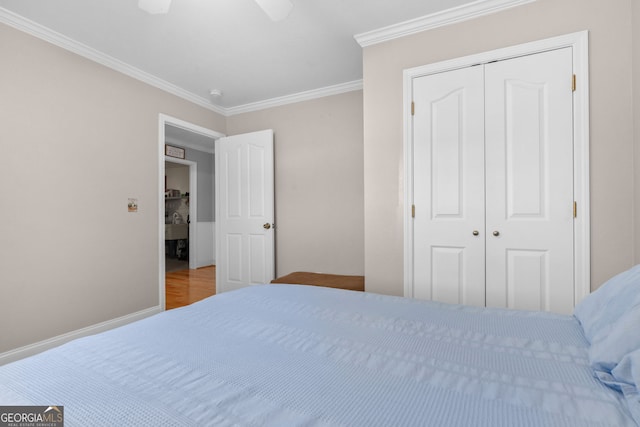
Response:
[165,265,216,310]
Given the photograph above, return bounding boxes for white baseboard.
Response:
[0,306,162,366]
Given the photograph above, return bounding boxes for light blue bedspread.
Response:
[0,285,636,426]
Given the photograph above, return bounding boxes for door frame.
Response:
[158,114,225,310]
[402,30,590,305]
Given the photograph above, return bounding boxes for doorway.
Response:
[158,114,225,310]
[165,160,194,272]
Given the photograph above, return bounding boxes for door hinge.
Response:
[573,201,577,218]
[411,101,415,116]
[572,74,576,92]
[412,204,416,218]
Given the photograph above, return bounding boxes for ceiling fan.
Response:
[138,0,294,22]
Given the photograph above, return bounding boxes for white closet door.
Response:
[484,48,574,314]
[412,66,486,306]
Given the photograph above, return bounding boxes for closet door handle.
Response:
[493,231,500,237]
[472,230,479,236]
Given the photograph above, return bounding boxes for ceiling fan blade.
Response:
[254,0,293,22]
[138,0,172,14]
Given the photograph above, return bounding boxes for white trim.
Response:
[403,31,590,305]
[355,0,536,47]
[225,80,363,116]
[158,114,225,310]
[162,115,226,140]
[0,7,225,115]
[165,136,215,154]
[0,6,362,116]
[571,32,591,306]
[0,306,161,365]
[403,69,414,299]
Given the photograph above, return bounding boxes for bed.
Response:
[1,268,640,426]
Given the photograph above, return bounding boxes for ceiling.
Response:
[0,0,478,112]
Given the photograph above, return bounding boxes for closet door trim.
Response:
[403,30,590,306]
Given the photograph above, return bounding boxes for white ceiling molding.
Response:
[0,6,361,117]
[354,0,537,47]
[6,0,527,116]
[0,6,226,115]
[225,80,363,116]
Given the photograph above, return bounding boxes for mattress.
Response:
[0,284,636,426]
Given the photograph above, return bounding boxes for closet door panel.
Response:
[412,66,485,306]
[484,48,575,314]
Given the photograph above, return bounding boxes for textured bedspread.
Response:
[0,285,636,426]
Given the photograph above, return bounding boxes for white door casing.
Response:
[158,114,225,311]
[405,32,590,314]
[484,48,574,313]
[215,129,275,293]
[412,65,486,306]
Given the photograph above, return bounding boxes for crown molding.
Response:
[354,0,537,47]
[225,80,363,116]
[0,7,227,116]
[1,6,363,117]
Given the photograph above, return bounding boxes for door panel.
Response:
[249,234,267,283]
[248,144,266,217]
[506,249,549,311]
[506,81,546,218]
[431,246,465,305]
[432,89,464,217]
[225,146,242,218]
[226,233,243,282]
[216,130,275,293]
[484,48,574,314]
[412,66,486,306]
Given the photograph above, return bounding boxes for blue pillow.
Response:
[574,264,640,343]
[588,305,640,373]
[603,348,640,425]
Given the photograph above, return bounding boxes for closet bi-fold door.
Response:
[412,66,486,307]
[412,47,575,314]
[484,48,574,314]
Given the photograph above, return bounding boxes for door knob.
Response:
[263,223,271,230]
[472,230,479,236]
[493,231,500,237]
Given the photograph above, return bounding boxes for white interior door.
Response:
[412,66,486,306]
[484,48,574,314]
[215,130,275,293]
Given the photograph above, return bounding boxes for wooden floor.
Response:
[165,265,216,310]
